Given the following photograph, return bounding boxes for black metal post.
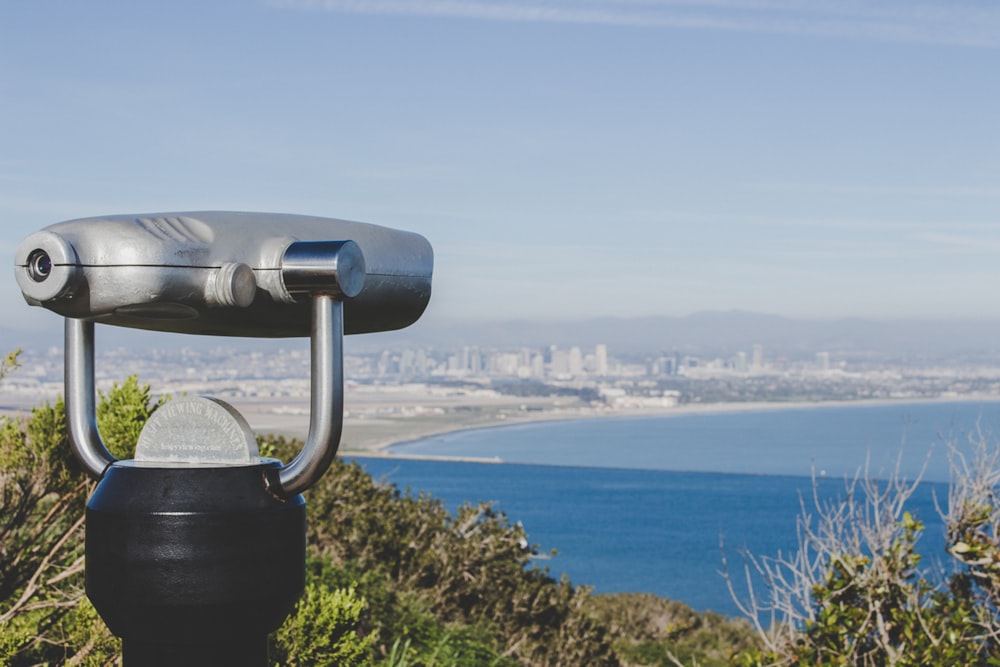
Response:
[86,460,305,666]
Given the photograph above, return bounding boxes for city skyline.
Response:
[3,2,1000,337]
[5,336,997,424]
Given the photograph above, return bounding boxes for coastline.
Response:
[339,393,1000,461]
[3,381,998,467]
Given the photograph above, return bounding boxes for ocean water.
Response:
[387,401,1000,482]
[349,400,1000,616]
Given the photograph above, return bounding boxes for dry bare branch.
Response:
[0,514,85,624]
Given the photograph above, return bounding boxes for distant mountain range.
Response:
[5,310,1000,363]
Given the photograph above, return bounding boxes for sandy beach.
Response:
[231,391,1000,458]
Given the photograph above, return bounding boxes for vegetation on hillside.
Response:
[729,440,1000,666]
[7,355,1000,665]
[0,362,753,666]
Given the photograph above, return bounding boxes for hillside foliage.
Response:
[0,366,753,666]
[730,440,1000,666]
[9,363,1000,666]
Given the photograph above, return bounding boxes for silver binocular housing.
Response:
[13,211,433,497]
[15,211,432,337]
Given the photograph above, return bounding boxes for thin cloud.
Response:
[752,182,1000,199]
[335,163,463,182]
[914,231,1000,252]
[629,210,1000,233]
[268,0,1000,48]
[786,232,1000,261]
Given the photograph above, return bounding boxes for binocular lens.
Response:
[27,249,52,282]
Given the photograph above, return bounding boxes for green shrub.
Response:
[283,437,619,666]
[588,593,758,667]
[96,375,166,460]
[0,374,166,664]
[272,583,372,666]
[731,439,1000,666]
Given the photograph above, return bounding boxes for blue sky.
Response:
[2,1,1000,340]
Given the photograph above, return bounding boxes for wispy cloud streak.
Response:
[914,232,1000,252]
[269,0,1000,48]
[752,182,1000,199]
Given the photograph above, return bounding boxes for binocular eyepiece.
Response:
[26,248,53,282]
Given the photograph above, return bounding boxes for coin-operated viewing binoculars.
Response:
[15,212,433,665]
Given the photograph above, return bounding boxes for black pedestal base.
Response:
[86,460,305,666]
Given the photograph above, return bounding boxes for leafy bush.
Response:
[730,439,1000,666]
[269,434,619,666]
[95,375,165,459]
[588,593,757,666]
[272,583,372,666]
[0,359,114,663]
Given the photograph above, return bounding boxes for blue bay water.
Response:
[349,400,1000,616]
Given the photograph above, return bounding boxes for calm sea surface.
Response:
[349,400,1000,616]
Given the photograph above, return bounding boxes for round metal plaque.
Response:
[135,396,259,465]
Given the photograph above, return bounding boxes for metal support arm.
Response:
[65,318,118,479]
[269,295,345,497]
[65,302,346,496]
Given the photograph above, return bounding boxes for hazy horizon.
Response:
[6,309,1000,361]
